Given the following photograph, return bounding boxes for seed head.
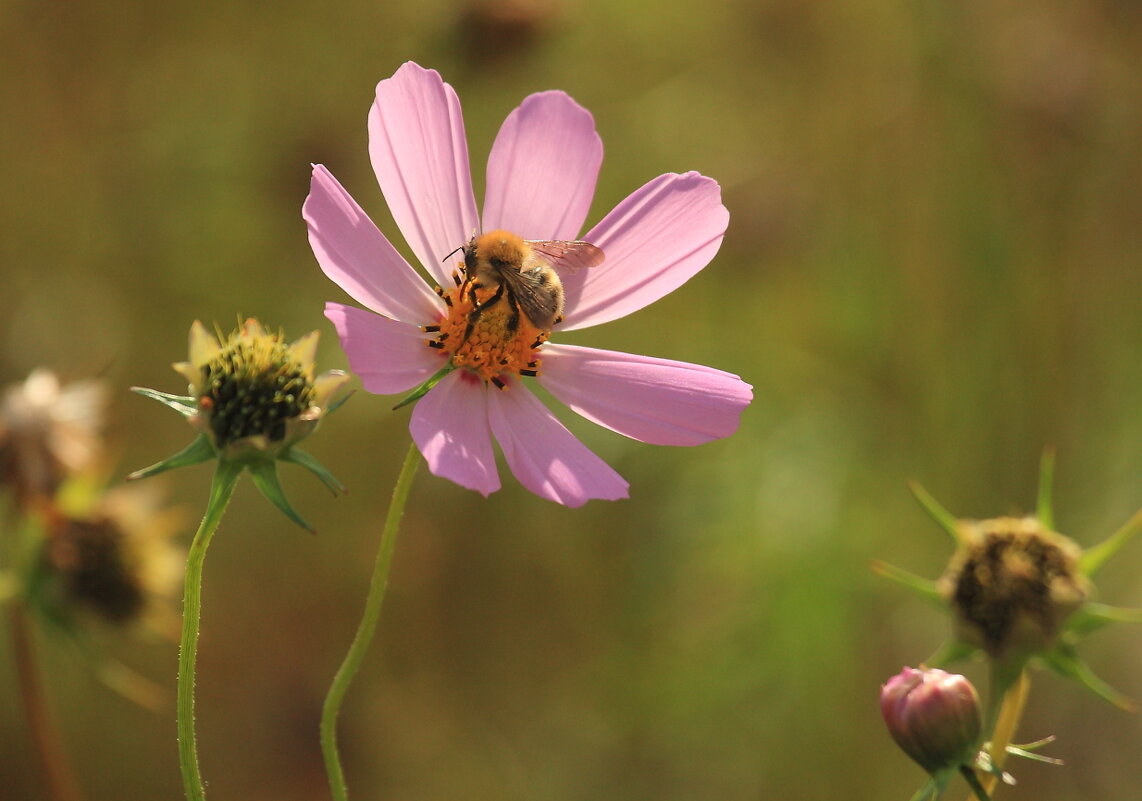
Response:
[940,517,1089,664]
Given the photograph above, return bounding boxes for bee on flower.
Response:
[305,61,753,506]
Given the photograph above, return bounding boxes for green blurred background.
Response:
[2,0,1140,798]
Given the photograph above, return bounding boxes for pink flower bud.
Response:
[880,667,982,773]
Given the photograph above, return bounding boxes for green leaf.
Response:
[1065,602,1142,637]
[392,364,455,410]
[924,639,976,668]
[870,560,944,607]
[1079,509,1142,578]
[908,481,961,543]
[130,386,198,418]
[281,447,346,495]
[1036,448,1056,530]
[907,775,945,801]
[1041,641,1134,711]
[127,434,216,480]
[248,462,314,532]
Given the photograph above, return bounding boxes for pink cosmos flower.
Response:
[304,62,752,506]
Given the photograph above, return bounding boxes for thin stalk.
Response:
[321,442,420,801]
[9,602,84,801]
[966,670,1030,801]
[959,766,992,801]
[178,461,243,801]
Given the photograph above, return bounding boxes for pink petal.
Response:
[487,381,628,507]
[559,172,729,331]
[537,344,752,446]
[369,62,479,287]
[481,91,603,240]
[409,371,500,496]
[305,165,444,325]
[325,303,444,395]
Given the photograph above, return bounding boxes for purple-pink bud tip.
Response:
[880,666,982,774]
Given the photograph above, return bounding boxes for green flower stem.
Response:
[959,766,993,801]
[178,461,243,801]
[321,441,420,801]
[8,602,84,801]
[966,670,1030,801]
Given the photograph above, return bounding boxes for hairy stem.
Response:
[178,462,242,801]
[321,442,420,801]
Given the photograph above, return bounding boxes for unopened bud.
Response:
[880,666,982,774]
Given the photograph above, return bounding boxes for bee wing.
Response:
[526,240,605,273]
[499,265,563,331]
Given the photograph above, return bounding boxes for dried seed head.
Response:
[940,516,1089,662]
[36,483,183,626]
[0,369,107,505]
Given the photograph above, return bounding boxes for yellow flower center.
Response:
[425,267,550,389]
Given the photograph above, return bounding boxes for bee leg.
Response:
[462,282,506,343]
[503,293,520,337]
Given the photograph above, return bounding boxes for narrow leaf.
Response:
[908,481,961,543]
[925,639,976,668]
[130,386,198,418]
[870,560,944,607]
[1079,509,1142,578]
[281,447,346,495]
[1036,448,1056,530]
[1066,602,1142,637]
[249,462,314,533]
[1042,642,1134,711]
[392,364,455,410]
[127,434,216,480]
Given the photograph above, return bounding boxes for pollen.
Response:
[427,269,549,386]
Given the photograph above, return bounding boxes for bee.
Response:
[459,230,605,332]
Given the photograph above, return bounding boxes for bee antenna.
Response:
[441,245,464,263]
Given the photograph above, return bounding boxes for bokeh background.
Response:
[2,0,1140,798]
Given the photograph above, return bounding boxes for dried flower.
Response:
[0,369,108,506]
[941,516,1090,663]
[874,459,1142,708]
[33,481,183,627]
